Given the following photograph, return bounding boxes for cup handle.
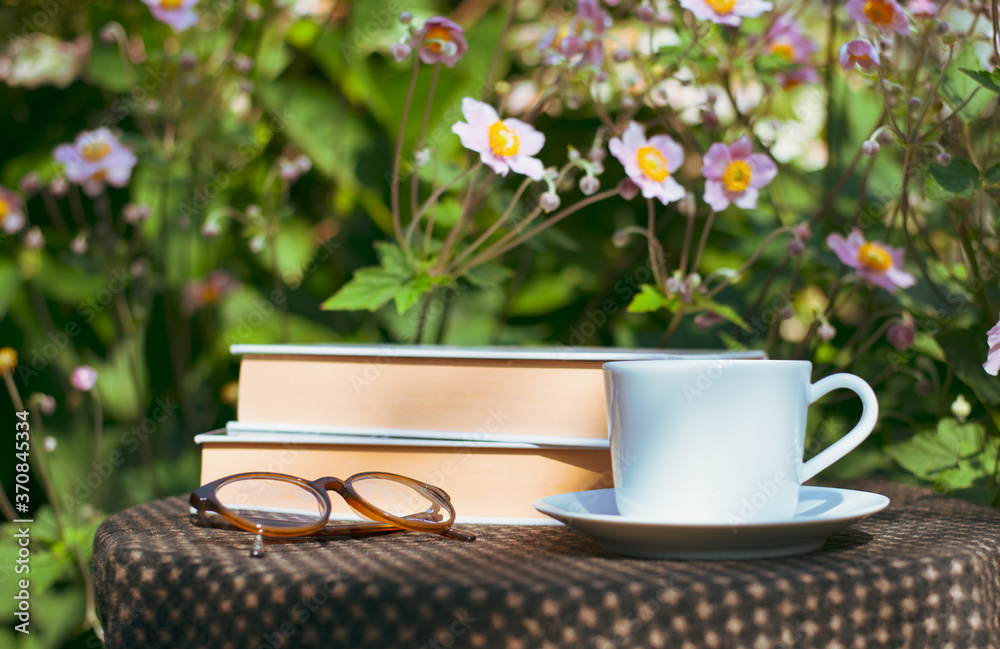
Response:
[799,373,879,482]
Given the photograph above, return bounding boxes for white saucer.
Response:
[533,486,890,560]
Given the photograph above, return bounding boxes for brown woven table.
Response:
[93,480,1000,649]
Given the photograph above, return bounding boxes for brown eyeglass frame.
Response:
[190,471,475,548]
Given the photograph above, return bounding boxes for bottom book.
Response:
[195,430,614,524]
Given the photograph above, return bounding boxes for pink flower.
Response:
[0,186,26,234]
[413,17,467,67]
[839,39,881,71]
[678,0,773,27]
[909,0,936,17]
[985,315,1000,375]
[70,365,98,392]
[701,136,777,211]
[766,16,818,64]
[451,98,546,180]
[141,0,200,33]
[826,229,915,293]
[845,0,909,37]
[609,122,686,205]
[777,67,820,90]
[53,128,138,197]
[183,269,240,313]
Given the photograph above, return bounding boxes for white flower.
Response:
[451,98,546,180]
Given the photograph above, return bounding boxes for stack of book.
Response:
[196,344,764,523]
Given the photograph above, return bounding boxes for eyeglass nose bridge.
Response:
[314,476,348,494]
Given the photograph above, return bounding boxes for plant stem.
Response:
[690,210,716,275]
[91,391,104,507]
[457,188,619,274]
[40,187,68,232]
[704,227,793,299]
[410,63,441,230]
[448,177,532,271]
[647,199,667,290]
[678,203,696,275]
[391,56,422,250]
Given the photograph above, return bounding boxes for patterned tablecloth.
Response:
[93,480,1000,649]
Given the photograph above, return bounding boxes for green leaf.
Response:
[925,159,980,200]
[0,259,22,320]
[321,266,409,312]
[694,297,751,331]
[938,329,1000,405]
[627,284,671,313]
[961,68,1000,95]
[983,164,1000,193]
[462,262,512,295]
[374,241,411,276]
[394,273,433,314]
[272,218,319,285]
[886,418,982,480]
[941,47,995,121]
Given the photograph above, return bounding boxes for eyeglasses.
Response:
[189,471,475,557]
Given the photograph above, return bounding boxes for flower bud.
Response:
[636,2,655,22]
[559,36,584,58]
[908,96,922,109]
[665,276,683,295]
[246,204,263,220]
[18,172,40,196]
[587,147,606,163]
[70,233,88,255]
[617,178,639,201]
[817,322,836,342]
[248,234,266,252]
[887,318,916,351]
[391,42,411,62]
[936,152,952,166]
[123,203,150,224]
[787,238,805,257]
[413,148,431,167]
[862,140,880,157]
[611,230,629,248]
[244,2,263,20]
[539,192,561,213]
[568,147,581,161]
[595,70,609,83]
[70,365,98,392]
[399,11,412,24]
[694,311,725,329]
[99,23,118,44]
[50,176,68,196]
[591,160,604,175]
[43,437,57,453]
[876,130,895,145]
[915,377,932,396]
[201,220,221,237]
[24,227,44,249]
[579,176,600,196]
[700,108,719,129]
[612,48,630,63]
[231,53,254,74]
[778,305,795,320]
[494,80,511,96]
[951,394,971,422]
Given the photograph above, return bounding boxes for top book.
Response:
[231,344,765,447]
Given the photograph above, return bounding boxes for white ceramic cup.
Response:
[603,359,878,524]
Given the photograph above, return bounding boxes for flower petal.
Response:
[460,98,499,130]
[701,143,731,179]
[452,121,489,153]
[746,153,777,188]
[479,150,510,177]
[885,267,916,289]
[621,121,646,152]
[703,179,730,211]
[648,135,685,173]
[827,233,861,268]
[506,154,546,180]
[732,187,759,209]
[504,118,545,156]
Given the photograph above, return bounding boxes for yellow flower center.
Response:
[0,347,18,374]
[863,0,895,26]
[858,242,892,271]
[488,121,520,157]
[161,0,183,8]
[424,26,452,53]
[82,141,111,162]
[637,146,670,182]
[706,0,737,14]
[722,160,752,192]
[770,43,795,61]
[0,200,8,219]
